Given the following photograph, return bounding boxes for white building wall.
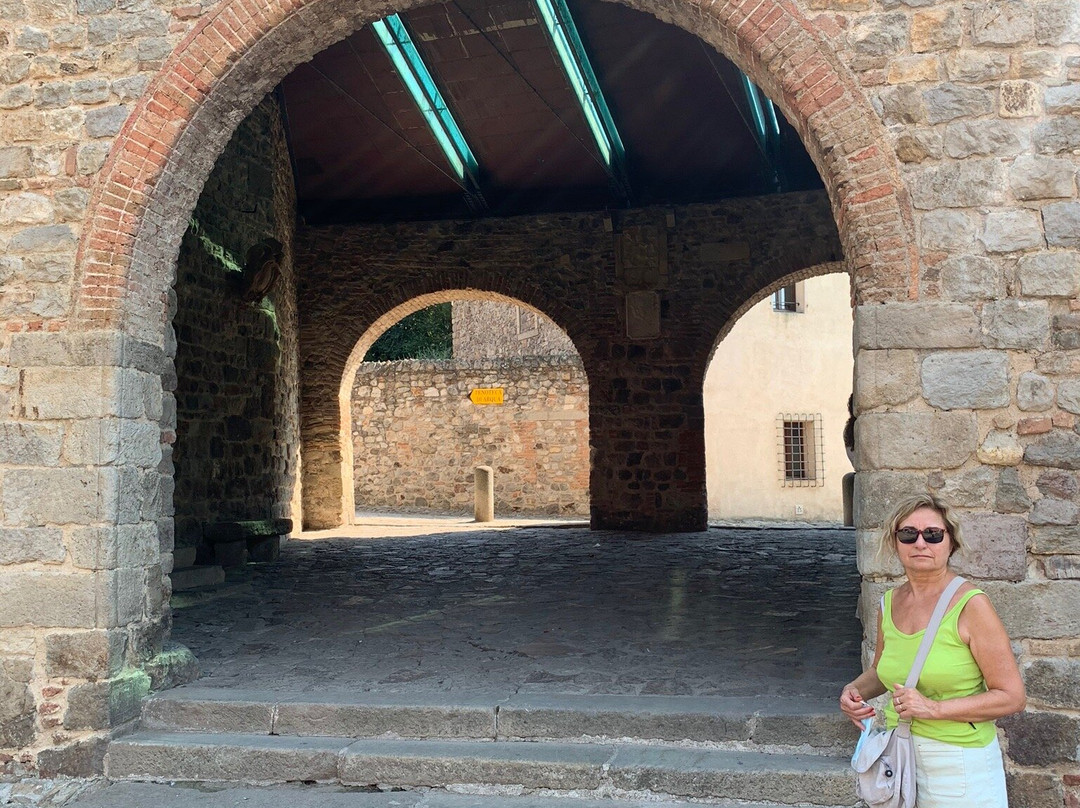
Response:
[704,273,854,521]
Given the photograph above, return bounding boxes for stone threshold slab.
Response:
[107,732,857,806]
[141,688,855,748]
[66,779,857,808]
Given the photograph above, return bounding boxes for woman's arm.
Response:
[892,593,1026,723]
[840,605,888,727]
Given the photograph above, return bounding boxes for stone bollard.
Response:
[842,472,855,528]
[475,465,494,522]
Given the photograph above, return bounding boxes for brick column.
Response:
[587,358,708,533]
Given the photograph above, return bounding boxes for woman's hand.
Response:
[892,684,938,721]
[840,684,876,728]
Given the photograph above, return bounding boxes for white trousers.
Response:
[912,734,1008,808]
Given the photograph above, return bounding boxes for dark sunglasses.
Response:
[896,527,946,544]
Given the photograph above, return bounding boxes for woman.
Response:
[839,493,1026,807]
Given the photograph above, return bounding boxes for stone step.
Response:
[169,565,226,592]
[106,732,858,806]
[63,779,857,808]
[141,689,857,750]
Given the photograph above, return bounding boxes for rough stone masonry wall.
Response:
[0,0,1078,790]
[452,300,577,360]
[171,95,300,553]
[352,358,588,517]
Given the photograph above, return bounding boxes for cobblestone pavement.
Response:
[170,520,862,699]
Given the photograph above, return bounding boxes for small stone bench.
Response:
[204,518,292,566]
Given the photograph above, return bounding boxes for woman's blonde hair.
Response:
[879,493,964,559]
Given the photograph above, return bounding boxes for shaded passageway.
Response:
[171,520,861,699]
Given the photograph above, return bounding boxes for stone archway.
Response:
[313,288,587,527]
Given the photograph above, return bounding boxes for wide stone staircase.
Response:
[106,689,861,807]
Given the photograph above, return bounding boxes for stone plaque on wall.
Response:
[626,291,661,339]
[616,225,667,288]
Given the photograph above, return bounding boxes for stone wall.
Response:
[172,95,300,552]
[452,301,577,360]
[0,0,1078,788]
[351,358,588,516]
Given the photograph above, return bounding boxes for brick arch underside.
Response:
[317,285,586,527]
[75,0,916,345]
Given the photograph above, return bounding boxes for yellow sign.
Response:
[470,388,505,405]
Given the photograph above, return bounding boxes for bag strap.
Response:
[904,576,966,689]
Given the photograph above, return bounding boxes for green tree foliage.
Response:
[365,303,453,361]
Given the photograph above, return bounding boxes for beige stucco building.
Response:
[705,273,854,521]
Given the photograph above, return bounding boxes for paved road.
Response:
[171,521,862,699]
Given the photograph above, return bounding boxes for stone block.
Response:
[982,580,1080,638]
[848,12,908,62]
[8,224,75,252]
[0,526,65,564]
[921,351,1009,409]
[999,711,1080,765]
[939,465,996,507]
[1011,156,1077,200]
[938,255,1004,301]
[1006,770,1065,808]
[0,657,35,748]
[1045,202,1080,248]
[22,367,150,420]
[953,513,1028,581]
[1035,0,1080,43]
[1041,556,1080,578]
[858,412,977,469]
[1000,80,1042,117]
[996,467,1032,513]
[63,418,162,468]
[1061,381,1080,416]
[247,536,280,562]
[1034,117,1080,154]
[855,303,979,349]
[0,467,115,526]
[981,299,1050,349]
[981,210,1045,253]
[1020,252,1080,297]
[0,571,104,628]
[1025,430,1080,469]
[1023,658,1080,709]
[919,209,975,250]
[909,158,1006,209]
[64,680,109,730]
[973,0,1034,45]
[944,120,1024,159]
[1031,497,1080,526]
[855,349,919,409]
[0,146,32,178]
[944,50,1010,83]
[143,642,200,691]
[978,429,1024,465]
[853,471,927,530]
[108,668,152,725]
[911,7,961,52]
[924,83,994,124]
[142,693,274,734]
[1031,524,1080,554]
[856,528,904,578]
[1018,372,1055,411]
[1037,469,1078,499]
[84,104,128,138]
[214,540,247,567]
[36,736,107,778]
[44,630,121,679]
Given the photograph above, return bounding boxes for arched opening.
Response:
[44,0,920,777]
[345,292,590,519]
[704,265,854,522]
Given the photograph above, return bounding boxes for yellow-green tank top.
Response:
[876,587,996,748]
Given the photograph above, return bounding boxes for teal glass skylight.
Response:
[739,73,781,152]
[534,0,625,170]
[372,15,479,183]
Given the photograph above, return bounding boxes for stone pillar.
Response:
[474,466,494,522]
[588,363,708,533]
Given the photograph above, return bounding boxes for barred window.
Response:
[778,413,824,487]
[772,281,805,313]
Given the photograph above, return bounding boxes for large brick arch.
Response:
[75,0,914,345]
[306,285,586,526]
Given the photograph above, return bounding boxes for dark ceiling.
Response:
[278,0,824,224]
